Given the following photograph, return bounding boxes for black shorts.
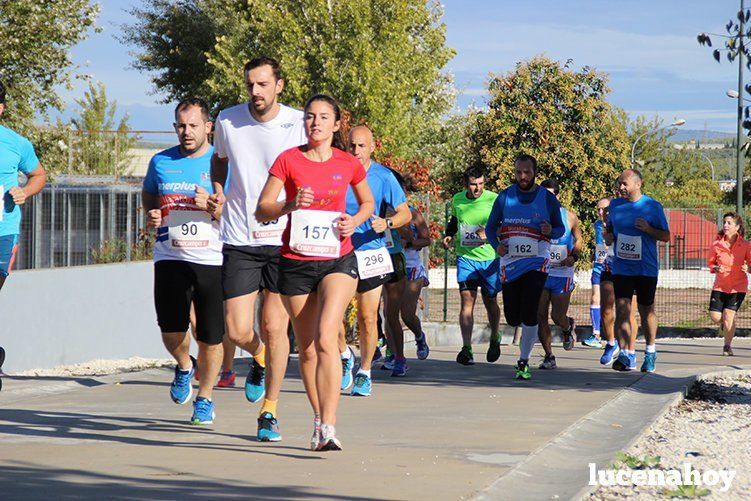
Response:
[386,252,407,284]
[154,260,224,345]
[601,269,614,283]
[222,244,280,299]
[709,290,746,312]
[501,270,547,326]
[357,273,390,294]
[613,274,658,306]
[278,252,359,296]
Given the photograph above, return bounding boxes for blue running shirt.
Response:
[606,195,668,277]
[0,125,39,236]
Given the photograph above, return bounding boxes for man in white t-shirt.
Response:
[208,56,306,442]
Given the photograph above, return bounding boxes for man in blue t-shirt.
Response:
[0,81,46,292]
[603,169,670,373]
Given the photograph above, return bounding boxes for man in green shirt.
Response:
[442,165,502,365]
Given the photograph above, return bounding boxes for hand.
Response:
[371,216,388,233]
[207,191,225,216]
[295,187,314,209]
[540,220,552,236]
[634,218,651,232]
[713,265,724,273]
[742,264,748,273]
[9,186,27,205]
[476,225,486,240]
[603,230,614,246]
[147,209,162,229]
[497,244,508,257]
[338,213,355,237]
[561,256,576,267]
[442,236,453,249]
[194,186,209,210]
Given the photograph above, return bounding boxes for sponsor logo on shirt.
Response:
[281,123,295,129]
[158,181,196,192]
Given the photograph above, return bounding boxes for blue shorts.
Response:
[0,234,19,277]
[544,275,575,295]
[457,256,501,297]
[591,266,602,286]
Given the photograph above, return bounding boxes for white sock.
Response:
[607,339,616,346]
[341,346,352,359]
[357,369,371,378]
[519,324,538,360]
[645,344,656,353]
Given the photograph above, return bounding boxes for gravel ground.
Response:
[590,374,751,500]
[13,356,174,377]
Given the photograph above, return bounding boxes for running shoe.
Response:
[612,352,630,372]
[391,357,408,377]
[217,370,236,388]
[0,346,5,371]
[341,348,355,391]
[318,424,342,451]
[456,346,475,366]
[245,359,266,403]
[351,372,372,396]
[538,354,557,370]
[257,412,282,442]
[415,332,430,360]
[723,345,734,356]
[562,317,576,351]
[310,416,322,451]
[628,353,637,371]
[487,337,501,363]
[170,359,195,405]
[190,396,215,425]
[380,354,395,371]
[372,346,383,363]
[600,343,619,365]
[515,359,531,380]
[581,334,601,348]
[640,352,656,373]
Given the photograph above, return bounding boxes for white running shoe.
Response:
[310,416,322,451]
[318,424,342,451]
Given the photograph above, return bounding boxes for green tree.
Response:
[122,0,456,158]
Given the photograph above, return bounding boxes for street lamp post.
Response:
[699,152,716,181]
[630,119,687,167]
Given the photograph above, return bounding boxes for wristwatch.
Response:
[386,218,394,228]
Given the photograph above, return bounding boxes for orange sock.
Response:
[260,398,277,417]
[253,349,266,368]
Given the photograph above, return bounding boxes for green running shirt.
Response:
[451,189,498,261]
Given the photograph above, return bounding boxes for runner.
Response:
[707,212,751,356]
[209,56,306,441]
[442,165,502,366]
[256,93,374,451]
[537,179,582,369]
[583,197,611,349]
[0,80,47,293]
[142,97,224,424]
[604,169,670,373]
[343,125,412,396]
[486,154,565,380]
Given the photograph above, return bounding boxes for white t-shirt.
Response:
[214,103,306,246]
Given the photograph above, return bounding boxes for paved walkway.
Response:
[0,338,749,500]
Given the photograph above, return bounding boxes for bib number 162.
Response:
[513,244,532,254]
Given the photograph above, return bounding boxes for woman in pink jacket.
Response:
[707,212,751,355]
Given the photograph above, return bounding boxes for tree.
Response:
[122,0,456,158]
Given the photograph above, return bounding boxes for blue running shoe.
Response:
[372,346,383,363]
[341,348,355,391]
[628,353,637,371]
[415,333,430,360]
[257,412,282,442]
[170,359,195,405]
[641,351,656,373]
[351,372,372,396]
[600,343,619,365]
[380,354,395,371]
[391,357,408,377]
[245,359,266,403]
[582,335,601,348]
[612,352,630,372]
[190,397,215,425]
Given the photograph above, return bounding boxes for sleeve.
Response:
[445,216,458,237]
[546,192,565,240]
[18,136,40,174]
[385,173,407,208]
[707,241,717,272]
[142,156,159,194]
[485,191,507,250]
[268,152,288,181]
[213,116,228,159]
[745,241,751,266]
[594,221,604,245]
[350,160,367,185]
[652,201,670,231]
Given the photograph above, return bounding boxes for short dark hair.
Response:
[514,153,538,171]
[0,81,5,104]
[244,56,282,81]
[540,179,560,195]
[463,164,485,182]
[174,97,211,122]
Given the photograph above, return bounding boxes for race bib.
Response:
[384,228,395,249]
[249,216,285,241]
[507,236,539,258]
[460,224,485,247]
[595,243,608,264]
[168,210,213,248]
[549,244,568,265]
[355,247,393,279]
[616,234,642,261]
[290,210,341,258]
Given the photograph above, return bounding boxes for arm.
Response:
[406,209,431,250]
[256,175,301,222]
[546,193,564,240]
[338,179,375,237]
[634,218,670,242]
[486,192,505,252]
[372,201,411,232]
[9,165,46,205]
[141,189,162,229]
[707,243,719,273]
[564,212,583,266]
[442,211,458,250]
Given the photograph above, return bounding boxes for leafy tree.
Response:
[122,0,456,158]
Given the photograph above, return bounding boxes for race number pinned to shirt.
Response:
[249,216,285,241]
[549,244,568,266]
[355,247,393,279]
[616,234,642,261]
[460,224,485,247]
[290,209,341,258]
[507,236,539,258]
[595,243,609,264]
[168,210,212,248]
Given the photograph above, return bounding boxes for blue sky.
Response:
[60,0,745,133]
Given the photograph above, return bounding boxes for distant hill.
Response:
[668,129,735,143]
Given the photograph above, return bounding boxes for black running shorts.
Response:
[501,270,548,326]
[709,290,746,313]
[278,252,359,296]
[222,244,280,299]
[612,274,658,307]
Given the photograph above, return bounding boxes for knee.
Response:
[358,309,379,331]
[261,316,286,337]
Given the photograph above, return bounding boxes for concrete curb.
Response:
[474,364,751,501]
